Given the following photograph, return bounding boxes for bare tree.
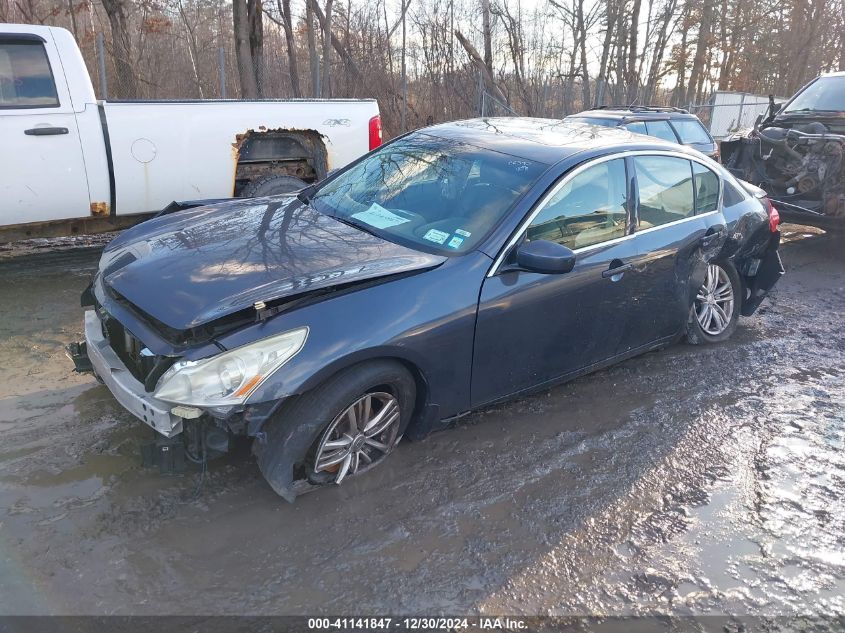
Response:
[455,29,508,108]
[233,0,260,97]
[685,0,713,105]
[322,0,334,96]
[306,0,321,95]
[277,0,301,96]
[12,0,845,140]
[481,0,493,77]
[841,0,845,71]
[100,0,138,97]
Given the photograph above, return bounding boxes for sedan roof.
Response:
[422,117,680,164]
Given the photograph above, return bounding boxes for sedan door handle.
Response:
[602,263,632,278]
[700,227,726,247]
[24,127,69,136]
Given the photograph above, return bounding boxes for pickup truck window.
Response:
[308,133,546,254]
[0,41,59,108]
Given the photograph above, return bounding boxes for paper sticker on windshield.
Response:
[447,236,464,249]
[351,203,410,229]
[455,229,471,237]
[423,229,450,244]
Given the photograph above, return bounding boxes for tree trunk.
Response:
[612,7,626,103]
[321,0,334,97]
[841,0,845,71]
[596,0,618,107]
[100,0,138,98]
[455,29,508,107]
[643,0,675,102]
[233,0,258,97]
[577,0,590,108]
[278,0,301,97]
[672,7,689,106]
[481,0,494,78]
[309,0,364,84]
[67,0,79,40]
[178,0,204,98]
[686,0,712,106]
[306,0,321,96]
[626,0,642,103]
[248,0,264,96]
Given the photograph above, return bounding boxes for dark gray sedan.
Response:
[70,118,783,501]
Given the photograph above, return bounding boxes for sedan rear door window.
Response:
[634,156,695,228]
[692,162,720,213]
[527,158,628,250]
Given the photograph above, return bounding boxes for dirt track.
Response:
[0,226,843,617]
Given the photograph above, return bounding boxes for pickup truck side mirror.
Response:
[515,239,576,274]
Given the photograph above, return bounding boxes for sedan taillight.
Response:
[369,115,382,151]
[767,198,780,233]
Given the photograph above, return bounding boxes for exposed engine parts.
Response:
[723,118,845,219]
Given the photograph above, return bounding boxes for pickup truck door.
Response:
[0,34,90,224]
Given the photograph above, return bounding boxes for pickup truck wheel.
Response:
[257,361,416,496]
[241,174,307,198]
[686,261,741,344]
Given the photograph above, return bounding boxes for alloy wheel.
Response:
[313,392,401,484]
[695,264,735,336]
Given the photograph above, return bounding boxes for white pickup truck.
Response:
[0,24,381,241]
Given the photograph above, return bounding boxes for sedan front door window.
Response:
[472,158,637,405]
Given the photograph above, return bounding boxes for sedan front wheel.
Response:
[311,391,402,484]
[686,261,741,344]
[256,360,417,499]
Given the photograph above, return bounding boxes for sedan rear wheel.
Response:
[686,261,741,344]
[696,264,735,335]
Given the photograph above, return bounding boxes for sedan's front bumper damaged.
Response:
[80,310,183,437]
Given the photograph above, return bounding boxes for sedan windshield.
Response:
[783,75,845,113]
[308,133,546,253]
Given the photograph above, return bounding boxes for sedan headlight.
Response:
[154,327,308,407]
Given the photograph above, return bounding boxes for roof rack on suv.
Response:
[595,105,690,114]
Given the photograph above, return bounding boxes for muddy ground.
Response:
[0,226,843,619]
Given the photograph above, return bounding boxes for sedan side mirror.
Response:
[515,239,576,274]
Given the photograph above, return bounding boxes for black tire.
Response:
[686,260,742,345]
[240,174,307,198]
[256,360,416,495]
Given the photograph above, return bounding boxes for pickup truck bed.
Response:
[1,24,380,240]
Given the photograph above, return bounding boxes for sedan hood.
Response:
[99,197,445,331]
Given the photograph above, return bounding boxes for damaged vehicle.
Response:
[68,118,784,502]
[721,72,845,229]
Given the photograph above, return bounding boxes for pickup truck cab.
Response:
[0,24,381,240]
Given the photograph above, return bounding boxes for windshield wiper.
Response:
[328,214,382,238]
[297,183,318,205]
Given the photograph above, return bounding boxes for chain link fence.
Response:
[688,92,788,140]
[92,32,231,100]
